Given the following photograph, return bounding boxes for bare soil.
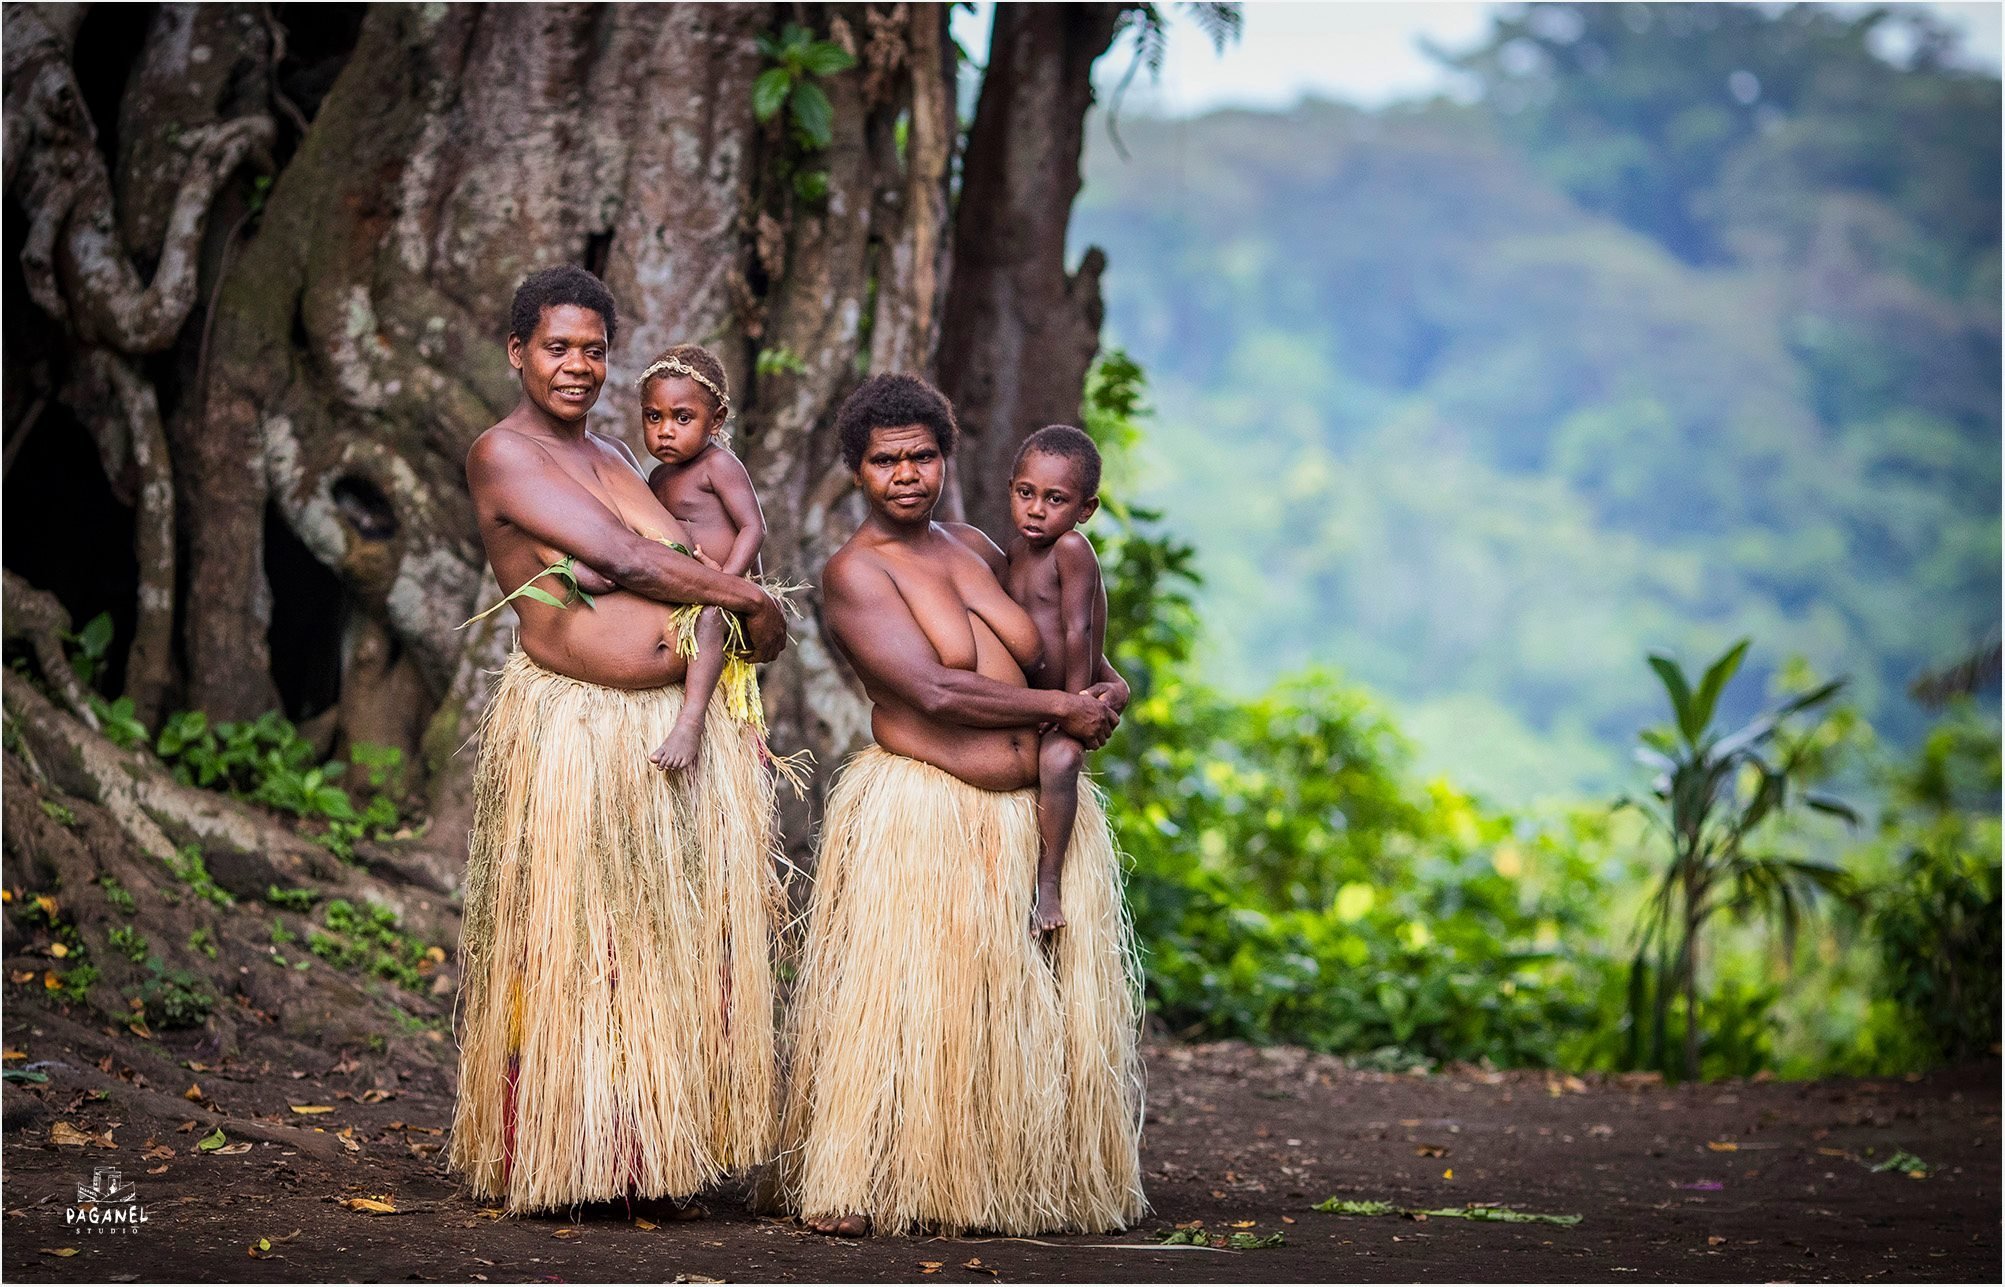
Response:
[3,1019,1996,1284]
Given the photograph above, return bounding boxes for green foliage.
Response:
[1074,17,2000,796]
[88,695,149,749]
[154,711,406,860]
[107,924,149,963]
[269,918,297,947]
[264,886,320,912]
[49,963,98,1006]
[308,899,428,992]
[1619,640,1856,1079]
[754,23,856,152]
[186,927,217,960]
[135,963,215,1029]
[755,347,811,379]
[98,875,136,915]
[1866,706,2001,1063]
[63,612,114,688]
[38,799,76,828]
[166,845,233,909]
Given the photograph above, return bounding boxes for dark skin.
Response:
[464,304,788,696]
[807,425,1125,1238]
[1004,450,1114,934]
[639,374,770,771]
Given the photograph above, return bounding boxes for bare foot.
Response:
[806,1212,871,1237]
[649,723,703,772]
[1034,880,1067,934]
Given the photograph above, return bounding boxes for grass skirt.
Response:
[772,746,1145,1235]
[449,652,783,1212]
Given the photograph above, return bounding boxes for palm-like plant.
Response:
[1620,639,1858,1080]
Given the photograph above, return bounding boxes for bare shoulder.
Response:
[467,422,547,482]
[702,444,752,485]
[587,429,648,477]
[1053,530,1104,582]
[822,539,883,594]
[941,521,1008,578]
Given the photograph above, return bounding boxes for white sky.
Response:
[952,2,2003,117]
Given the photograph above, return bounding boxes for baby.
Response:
[637,344,768,772]
[1003,425,1119,933]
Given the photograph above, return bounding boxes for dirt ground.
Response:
[2,1019,1997,1284]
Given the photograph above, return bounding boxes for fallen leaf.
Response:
[49,1121,92,1147]
[34,894,56,915]
[196,1128,227,1152]
[1,1049,23,1062]
[248,1237,274,1259]
[358,1088,394,1104]
[288,1105,334,1115]
[1229,1220,1257,1229]
[339,1134,360,1154]
[918,1263,944,1275]
[127,1022,153,1039]
[43,972,60,990]
[552,1228,579,1240]
[1707,1236,1726,1246]
[146,1165,168,1176]
[1415,1144,1448,1158]
[344,1197,397,1214]
[183,1084,204,1102]
[1816,1147,1850,1158]
[1442,1168,1454,1180]
[1706,1141,1738,1152]
[1281,1215,1296,1224]
[183,1062,211,1073]
[1398,1118,1422,1127]
[634,1218,659,1231]
[9,971,33,984]
[48,943,69,959]
[40,1248,79,1258]
[424,946,446,963]
[176,1120,198,1133]
[214,1142,253,1156]
[142,1145,174,1161]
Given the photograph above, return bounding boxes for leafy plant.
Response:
[753,23,855,152]
[107,925,149,963]
[135,964,215,1029]
[186,927,217,960]
[1619,640,1857,1079]
[755,346,810,379]
[166,845,233,909]
[87,695,149,748]
[63,612,114,688]
[265,886,320,912]
[309,898,429,991]
[98,875,136,915]
[38,799,76,828]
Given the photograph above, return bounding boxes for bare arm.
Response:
[468,430,786,660]
[823,552,1112,743]
[1054,533,1102,694]
[708,452,767,578]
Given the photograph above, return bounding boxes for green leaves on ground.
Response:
[1314,1196,1582,1226]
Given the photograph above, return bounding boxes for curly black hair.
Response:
[1012,424,1102,497]
[509,264,618,346]
[834,373,958,470]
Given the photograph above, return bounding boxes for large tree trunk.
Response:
[935,2,1122,541]
[4,0,1122,887]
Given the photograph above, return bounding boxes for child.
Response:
[637,344,769,772]
[1004,424,1117,934]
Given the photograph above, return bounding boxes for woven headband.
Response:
[635,356,730,420]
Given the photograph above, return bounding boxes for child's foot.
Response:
[1033,879,1067,934]
[649,724,703,772]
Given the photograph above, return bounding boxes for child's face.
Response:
[1009,451,1098,547]
[642,375,723,464]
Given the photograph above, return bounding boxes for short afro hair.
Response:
[835,373,958,470]
[509,264,618,346]
[1012,424,1102,497]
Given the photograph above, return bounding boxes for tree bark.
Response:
[935,2,1121,541]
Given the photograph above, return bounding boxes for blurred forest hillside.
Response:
[1074,2,2001,799]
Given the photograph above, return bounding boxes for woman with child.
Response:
[451,268,1144,1237]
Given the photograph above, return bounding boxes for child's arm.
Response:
[1055,532,1102,695]
[708,452,767,577]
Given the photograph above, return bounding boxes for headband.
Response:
[635,355,731,421]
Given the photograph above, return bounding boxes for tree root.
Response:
[2,569,100,732]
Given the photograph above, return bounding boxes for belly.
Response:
[518,589,688,690]
[872,708,1039,792]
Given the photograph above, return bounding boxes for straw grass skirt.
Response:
[450,652,783,1213]
[773,746,1145,1235]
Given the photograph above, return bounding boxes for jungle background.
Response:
[1,0,1997,1126]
